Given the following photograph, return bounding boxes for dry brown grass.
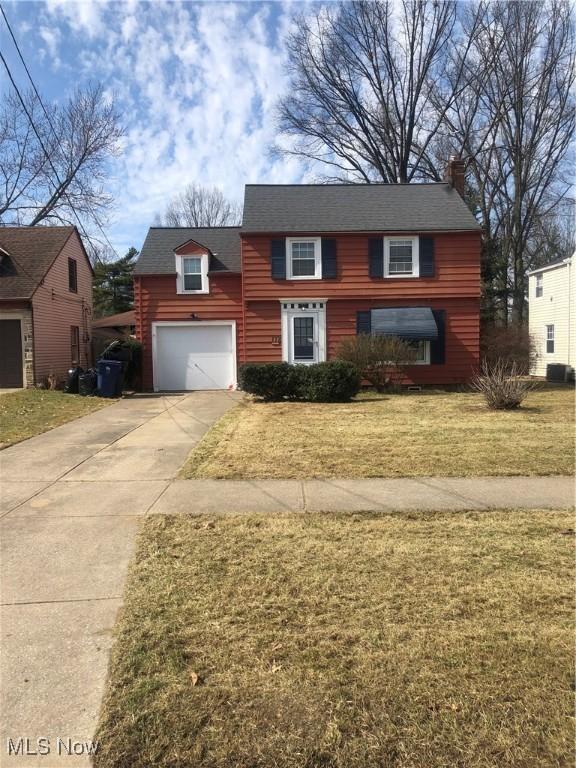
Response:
[95,509,574,768]
[0,389,110,448]
[181,387,574,479]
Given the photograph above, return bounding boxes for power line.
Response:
[0,5,121,265]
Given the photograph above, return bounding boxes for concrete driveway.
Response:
[0,391,238,767]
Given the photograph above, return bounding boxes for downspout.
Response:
[240,239,247,366]
[567,258,572,369]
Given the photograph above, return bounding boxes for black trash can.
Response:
[64,366,84,394]
[78,369,98,396]
[97,359,123,398]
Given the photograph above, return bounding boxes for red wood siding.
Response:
[241,231,481,300]
[31,231,93,384]
[135,273,243,390]
[244,297,479,384]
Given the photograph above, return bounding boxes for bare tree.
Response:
[0,83,124,228]
[445,0,575,322]
[158,183,242,227]
[276,1,481,183]
[276,0,575,323]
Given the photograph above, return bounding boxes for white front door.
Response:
[281,302,327,364]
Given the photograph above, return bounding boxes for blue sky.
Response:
[1,0,321,255]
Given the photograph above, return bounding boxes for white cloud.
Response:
[22,0,316,254]
[38,25,61,67]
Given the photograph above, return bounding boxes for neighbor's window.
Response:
[536,273,543,297]
[287,238,321,279]
[385,237,419,277]
[70,325,80,364]
[68,258,78,293]
[176,254,209,294]
[546,324,555,354]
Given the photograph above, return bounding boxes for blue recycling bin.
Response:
[97,359,123,398]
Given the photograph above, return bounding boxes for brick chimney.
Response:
[444,156,466,196]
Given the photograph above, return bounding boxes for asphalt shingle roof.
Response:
[242,183,480,233]
[0,226,75,300]
[134,227,241,275]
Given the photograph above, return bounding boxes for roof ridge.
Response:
[243,182,448,188]
[148,225,241,230]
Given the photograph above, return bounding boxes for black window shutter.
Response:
[430,310,446,364]
[271,239,286,280]
[357,311,371,335]
[369,238,384,278]
[321,238,337,279]
[419,236,435,277]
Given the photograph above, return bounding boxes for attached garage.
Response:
[0,318,24,388]
[152,321,236,391]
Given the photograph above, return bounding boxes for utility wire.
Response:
[0,5,120,265]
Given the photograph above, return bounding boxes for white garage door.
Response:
[154,324,235,391]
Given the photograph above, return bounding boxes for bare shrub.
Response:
[480,324,536,374]
[471,361,537,410]
[337,335,417,392]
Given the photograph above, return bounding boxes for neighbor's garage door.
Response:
[0,319,23,388]
[154,324,235,391]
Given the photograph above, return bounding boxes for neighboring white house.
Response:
[528,253,575,377]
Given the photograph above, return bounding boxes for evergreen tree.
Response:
[93,247,138,318]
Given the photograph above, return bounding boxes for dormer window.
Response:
[286,238,321,280]
[176,253,209,294]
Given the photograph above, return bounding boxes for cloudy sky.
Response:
[1,0,322,255]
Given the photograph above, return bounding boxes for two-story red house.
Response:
[134,174,481,391]
[0,226,93,388]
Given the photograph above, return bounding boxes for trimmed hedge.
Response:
[301,361,361,402]
[238,361,360,402]
[238,363,302,401]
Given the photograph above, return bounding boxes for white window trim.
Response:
[535,274,543,297]
[384,236,419,278]
[280,300,327,365]
[411,340,431,365]
[286,237,322,280]
[545,324,555,354]
[175,253,210,294]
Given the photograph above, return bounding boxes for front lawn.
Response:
[95,510,573,768]
[181,388,574,479]
[0,389,111,448]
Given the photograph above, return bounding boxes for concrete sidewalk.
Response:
[149,475,575,515]
[0,391,239,768]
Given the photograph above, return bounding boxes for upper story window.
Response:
[384,237,419,278]
[68,258,78,293]
[286,238,321,280]
[535,273,543,297]
[546,324,555,353]
[176,253,209,294]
